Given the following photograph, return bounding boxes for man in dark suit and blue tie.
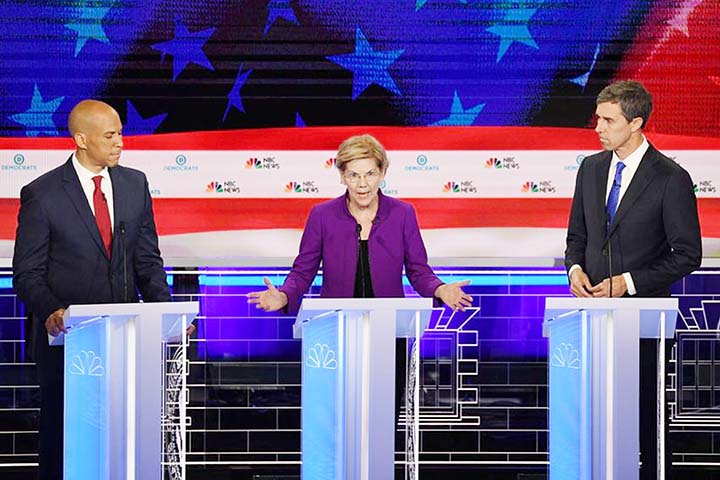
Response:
[565,81,702,479]
[12,99,171,479]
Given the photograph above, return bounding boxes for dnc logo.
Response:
[163,154,197,171]
[404,154,438,172]
[2,153,37,171]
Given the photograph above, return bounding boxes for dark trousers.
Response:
[34,324,65,480]
[639,339,674,480]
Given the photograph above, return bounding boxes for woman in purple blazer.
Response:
[249,134,471,313]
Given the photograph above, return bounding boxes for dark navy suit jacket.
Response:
[564,143,702,296]
[12,157,170,328]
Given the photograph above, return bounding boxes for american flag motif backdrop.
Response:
[0,0,718,136]
[0,0,719,260]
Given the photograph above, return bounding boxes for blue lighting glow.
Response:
[196,273,568,287]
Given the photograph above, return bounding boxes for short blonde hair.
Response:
[335,134,389,173]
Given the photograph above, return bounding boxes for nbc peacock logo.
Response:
[324,157,336,169]
[521,181,539,193]
[206,181,223,193]
[245,158,261,169]
[443,181,460,193]
[285,181,302,193]
[485,157,501,168]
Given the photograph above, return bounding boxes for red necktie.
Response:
[92,175,112,257]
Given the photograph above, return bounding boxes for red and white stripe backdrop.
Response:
[1,126,719,260]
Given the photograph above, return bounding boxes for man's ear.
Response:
[73,132,87,149]
[630,116,644,133]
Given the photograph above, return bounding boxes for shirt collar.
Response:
[612,135,649,170]
[72,152,110,184]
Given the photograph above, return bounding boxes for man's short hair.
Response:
[596,81,653,128]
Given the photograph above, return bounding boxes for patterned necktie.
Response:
[92,175,112,257]
[606,161,626,226]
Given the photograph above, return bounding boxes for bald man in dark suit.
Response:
[13,100,171,479]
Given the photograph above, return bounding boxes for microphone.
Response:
[356,223,367,298]
[119,221,128,302]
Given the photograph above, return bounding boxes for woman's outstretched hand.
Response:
[434,280,473,311]
[248,277,289,312]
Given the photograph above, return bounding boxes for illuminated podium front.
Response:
[543,298,678,480]
[294,298,435,480]
[53,301,198,480]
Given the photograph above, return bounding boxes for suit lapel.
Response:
[595,151,612,229]
[607,146,660,237]
[109,166,125,262]
[61,157,109,259]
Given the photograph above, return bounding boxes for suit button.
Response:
[601,249,608,256]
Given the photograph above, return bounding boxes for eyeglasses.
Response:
[344,169,381,184]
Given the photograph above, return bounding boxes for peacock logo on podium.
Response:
[306,344,337,370]
[68,351,106,376]
[551,343,581,369]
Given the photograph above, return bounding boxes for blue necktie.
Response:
[606,161,626,226]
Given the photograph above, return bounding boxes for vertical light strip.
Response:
[606,312,614,480]
[658,311,666,480]
[360,313,370,480]
[180,314,188,480]
[413,311,420,473]
[127,318,136,480]
[581,310,590,480]
[337,311,345,480]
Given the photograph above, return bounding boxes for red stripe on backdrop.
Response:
[1,126,720,151]
[150,198,575,234]
[3,198,720,240]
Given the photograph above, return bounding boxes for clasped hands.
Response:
[569,269,627,298]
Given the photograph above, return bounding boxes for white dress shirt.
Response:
[71,153,115,233]
[569,136,649,295]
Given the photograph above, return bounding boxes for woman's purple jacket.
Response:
[278,191,444,314]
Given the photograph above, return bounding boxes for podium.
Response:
[543,298,678,480]
[294,298,436,480]
[54,301,198,480]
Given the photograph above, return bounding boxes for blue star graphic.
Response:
[123,101,167,135]
[486,7,539,62]
[264,0,299,36]
[65,1,114,57]
[570,43,600,89]
[223,65,253,121]
[295,112,306,127]
[327,28,405,100]
[9,84,65,137]
[430,90,485,126]
[415,0,466,12]
[152,18,216,81]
